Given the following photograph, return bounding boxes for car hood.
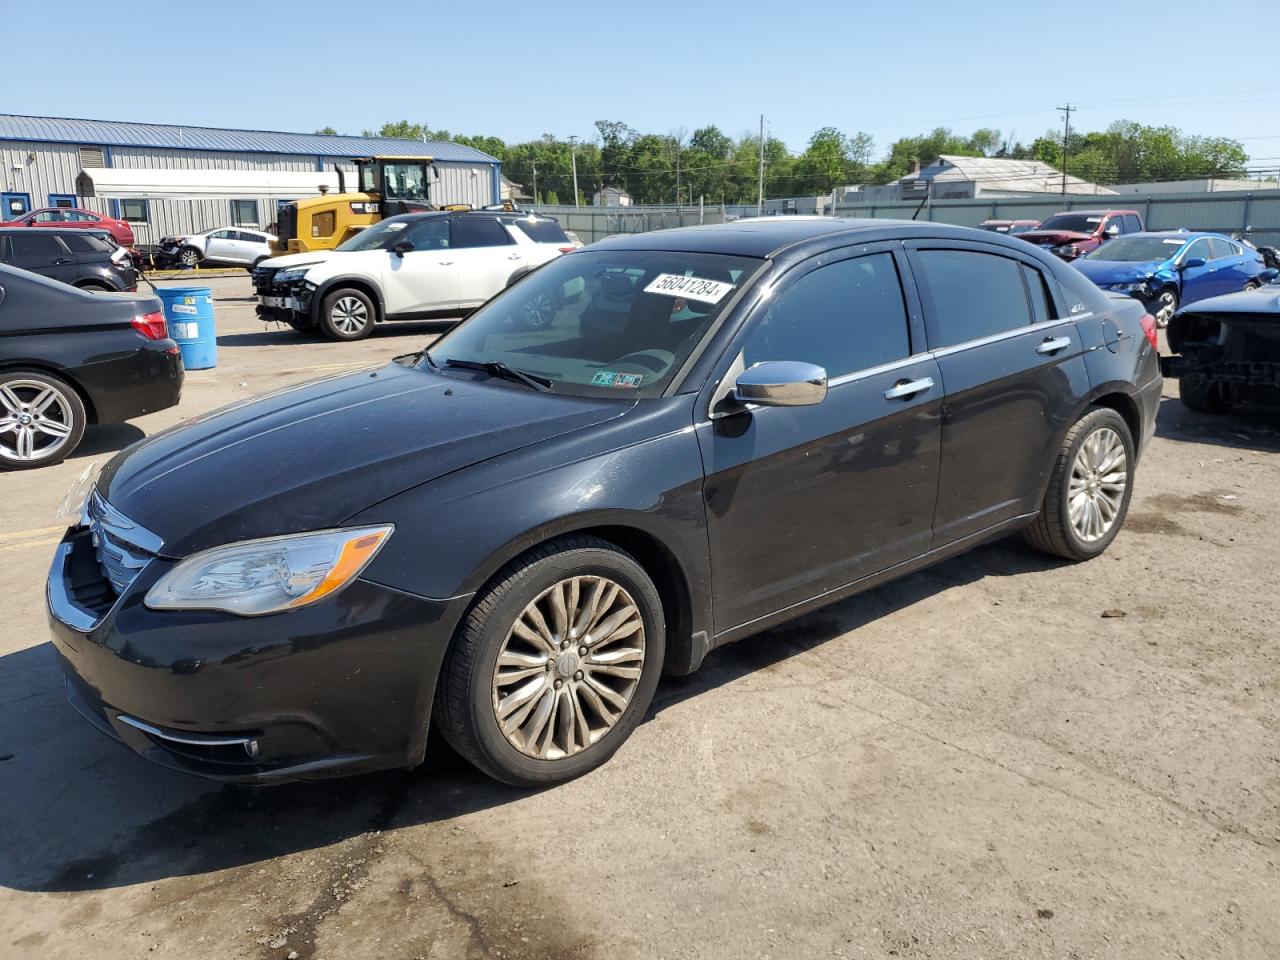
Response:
[1017,229,1096,246]
[1073,258,1168,283]
[259,250,336,270]
[97,362,632,556]
[1175,287,1280,317]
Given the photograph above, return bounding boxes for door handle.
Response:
[437,261,454,266]
[1036,336,1071,355]
[883,376,934,400]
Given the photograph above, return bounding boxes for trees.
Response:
[350,117,1251,204]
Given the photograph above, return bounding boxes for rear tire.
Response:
[1024,407,1134,561]
[1179,375,1233,414]
[1243,279,1261,291]
[434,536,665,787]
[0,369,87,470]
[319,288,376,341]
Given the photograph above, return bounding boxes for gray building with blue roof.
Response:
[0,114,502,246]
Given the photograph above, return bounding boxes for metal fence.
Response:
[832,189,1280,247]
[529,204,728,244]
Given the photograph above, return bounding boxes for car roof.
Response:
[1047,209,1139,216]
[1124,230,1224,241]
[589,217,1042,260]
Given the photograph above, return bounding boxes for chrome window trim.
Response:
[929,314,1078,360]
[828,353,931,387]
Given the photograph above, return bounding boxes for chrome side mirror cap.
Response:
[734,360,828,407]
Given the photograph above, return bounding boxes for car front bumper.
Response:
[47,526,468,783]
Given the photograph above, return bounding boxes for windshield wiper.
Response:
[443,358,553,392]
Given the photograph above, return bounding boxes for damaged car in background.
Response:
[1162,285,1280,413]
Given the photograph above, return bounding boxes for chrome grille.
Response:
[86,491,162,597]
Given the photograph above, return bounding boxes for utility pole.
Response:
[1056,104,1074,196]
[531,160,538,209]
[675,138,682,218]
[757,114,765,216]
[568,135,580,208]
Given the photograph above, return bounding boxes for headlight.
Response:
[145,525,393,616]
[58,464,100,523]
[1109,281,1150,294]
[274,267,309,283]
[1053,244,1079,257]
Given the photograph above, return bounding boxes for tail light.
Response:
[132,311,168,341]
[558,246,576,254]
[1140,313,1159,349]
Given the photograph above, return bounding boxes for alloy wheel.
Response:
[1153,290,1177,328]
[330,296,370,335]
[179,248,201,267]
[1068,426,1127,542]
[0,380,75,463]
[521,292,556,329]
[492,575,646,760]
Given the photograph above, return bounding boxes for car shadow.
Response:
[1154,395,1280,452]
[70,423,145,460]
[0,537,1060,895]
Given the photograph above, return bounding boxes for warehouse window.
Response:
[230,199,258,226]
[120,199,150,223]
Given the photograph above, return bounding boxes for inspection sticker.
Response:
[591,370,644,388]
[643,273,734,304]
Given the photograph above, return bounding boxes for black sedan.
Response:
[0,264,183,469]
[48,219,1161,786]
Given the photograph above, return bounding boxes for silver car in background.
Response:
[158,227,277,268]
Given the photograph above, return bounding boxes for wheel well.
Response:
[506,268,531,288]
[319,279,384,322]
[1090,392,1140,445]
[466,524,695,677]
[74,280,111,291]
[0,362,98,423]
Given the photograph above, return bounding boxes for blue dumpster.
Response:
[158,286,217,370]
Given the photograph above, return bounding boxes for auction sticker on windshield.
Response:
[644,273,734,304]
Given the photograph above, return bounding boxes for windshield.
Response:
[1008,223,1037,235]
[1037,214,1104,234]
[980,222,1010,232]
[382,163,429,202]
[1084,236,1186,262]
[334,217,418,252]
[425,250,764,399]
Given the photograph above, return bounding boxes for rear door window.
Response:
[451,218,514,248]
[1022,264,1052,323]
[511,218,571,244]
[60,233,112,254]
[1122,214,1142,233]
[1208,237,1237,260]
[914,249,1033,348]
[742,252,911,378]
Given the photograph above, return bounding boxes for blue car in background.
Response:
[1073,231,1266,327]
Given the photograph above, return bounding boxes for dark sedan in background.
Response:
[0,263,183,469]
[0,227,138,292]
[48,219,1160,788]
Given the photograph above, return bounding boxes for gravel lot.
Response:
[1,275,1277,959]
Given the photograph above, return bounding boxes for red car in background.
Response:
[1016,209,1144,261]
[2,207,135,247]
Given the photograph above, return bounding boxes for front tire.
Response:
[1179,375,1233,414]
[0,370,87,470]
[1024,407,1135,561]
[319,288,375,341]
[435,536,665,787]
[178,246,202,268]
[1151,287,1178,328]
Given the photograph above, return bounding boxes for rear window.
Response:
[512,218,571,244]
[59,233,113,254]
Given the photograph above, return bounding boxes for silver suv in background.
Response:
[156,227,277,268]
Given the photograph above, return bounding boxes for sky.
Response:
[6,0,1278,167]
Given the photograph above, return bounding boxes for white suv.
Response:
[252,212,576,340]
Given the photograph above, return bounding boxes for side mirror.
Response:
[391,240,414,257]
[734,360,827,407]
[1182,257,1206,270]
